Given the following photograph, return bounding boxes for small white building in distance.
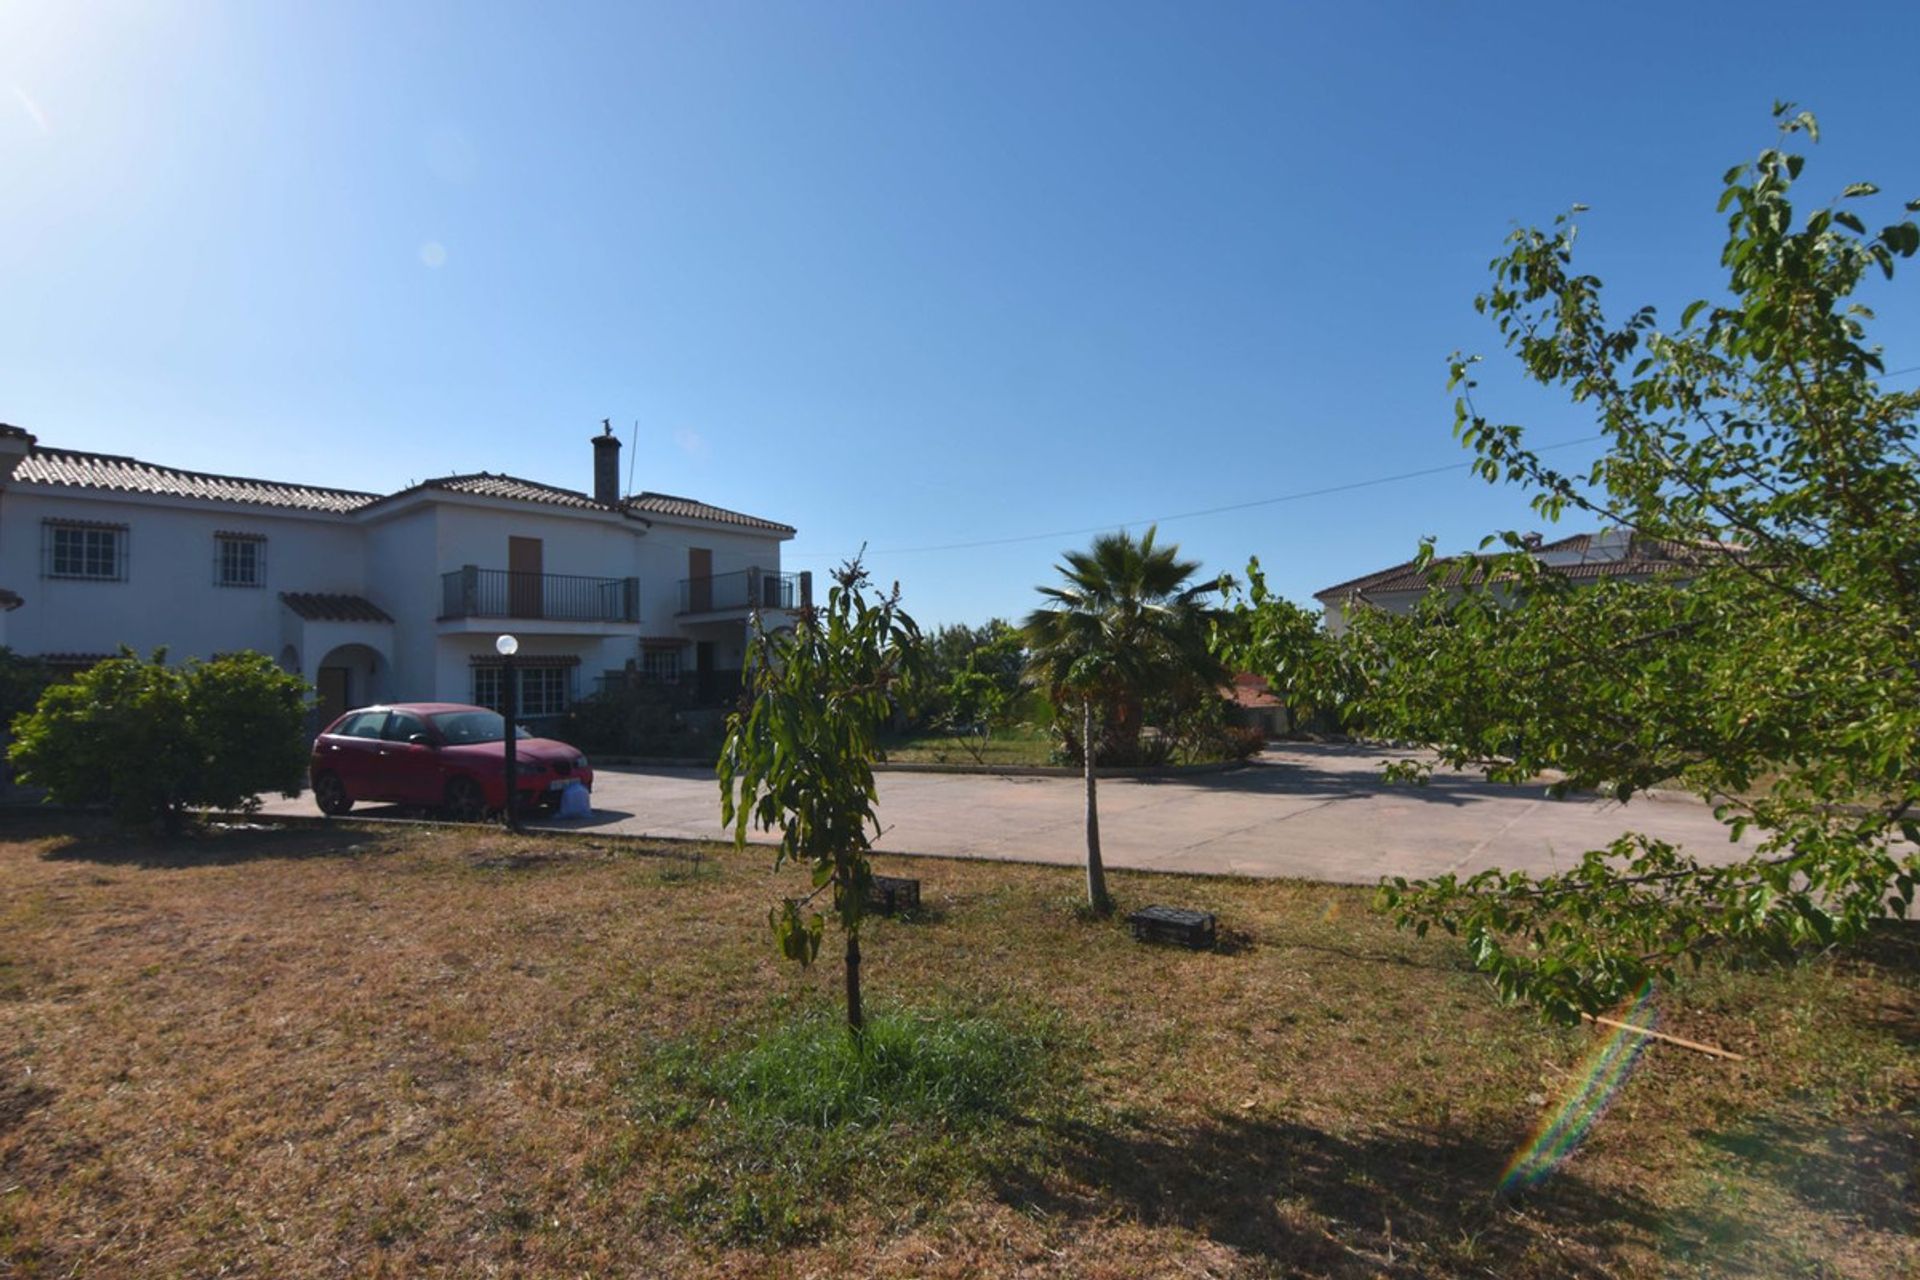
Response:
[0,421,803,726]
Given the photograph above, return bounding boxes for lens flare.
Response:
[1499,980,1656,1193]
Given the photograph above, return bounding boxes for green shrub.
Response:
[0,648,52,730]
[9,648,309,831]
[560,679,722,759]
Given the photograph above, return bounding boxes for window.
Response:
[43,521,127,581]
[335,710,388,739]
[473,664,573,717]
[641,647,681,683]
[520,666,570,717]
[472,665,503,712]
[215,534,266,588]
[382,711,429,743]
[431,709,526,745]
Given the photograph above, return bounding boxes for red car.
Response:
[310,702,594,820]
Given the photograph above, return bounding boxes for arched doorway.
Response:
[313,643,387,727]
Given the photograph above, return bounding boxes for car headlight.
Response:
[573,755,589,771]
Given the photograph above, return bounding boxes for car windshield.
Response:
[430,710,531,744]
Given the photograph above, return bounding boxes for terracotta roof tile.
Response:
[10,441,795,534]
[1313,534,1729,602]
[625,491,796,534]
[279,592,394,623]
[16,448,378,514]
[417,473,616,512]
[1224,673,1284,709]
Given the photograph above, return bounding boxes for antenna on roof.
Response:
[627,418,639,496]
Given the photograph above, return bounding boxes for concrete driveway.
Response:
[259,742,1753,885]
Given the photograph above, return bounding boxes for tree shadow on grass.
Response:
[996,1108,1663,1275]
[0,1070,55,1140]
[1271,937,1478,975]
[30,819,391,869]
[1692,1106,1917,1242]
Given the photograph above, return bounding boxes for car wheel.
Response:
[443,776,486,823]
[313,771,352,816]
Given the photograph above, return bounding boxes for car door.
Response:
[377,710,442,806]
[317,710,388,799]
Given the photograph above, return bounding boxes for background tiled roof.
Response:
[1225,672,1285,709]
[626,491,796,534]
[16,448,378,514]
[1313,535,1725,601]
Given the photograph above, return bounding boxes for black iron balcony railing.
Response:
[678,568,800,615]
[441,566,640,623]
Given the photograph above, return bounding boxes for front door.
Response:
[316,666,350,726]
[509,536,543,618]
[696,640,716,703]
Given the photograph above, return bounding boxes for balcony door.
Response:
[688,547,713,613]
[509,536,543,618]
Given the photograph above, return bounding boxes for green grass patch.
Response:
[699,1005,1050,1128]
[634,1001,1072,1244]
[879,725,1057,766]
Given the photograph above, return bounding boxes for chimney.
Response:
[592,419,621,505]
[0,424,38,484]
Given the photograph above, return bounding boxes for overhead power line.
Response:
[794,363,1920,562]
[791,433,1608,560]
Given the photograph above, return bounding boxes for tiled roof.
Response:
[1314,534,1726,601]
[7,439,794,534]
[279,592,394,623]
[1224,673,1284,709]
[414,473,619,512]
[0,424,33,440]
[626,491,796,534]
[15,448,379,514]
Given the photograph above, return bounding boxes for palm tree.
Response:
[1023,527,1228,916]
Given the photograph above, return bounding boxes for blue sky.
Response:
[3,2,1916,627]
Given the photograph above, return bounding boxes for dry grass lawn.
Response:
[0,814,1914,1278]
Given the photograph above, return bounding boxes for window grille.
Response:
[214,534,266,587]
[472,664,572,716]
[42,521,127,581]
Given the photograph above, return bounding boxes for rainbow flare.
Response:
[1499,981,1657,1194]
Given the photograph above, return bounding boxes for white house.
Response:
[0,421,804,726]
[1312,530,1723,635]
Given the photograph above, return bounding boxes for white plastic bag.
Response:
[558,780,592,820]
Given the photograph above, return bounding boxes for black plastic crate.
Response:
[1127,904,1217,950]
[868,874,922,915]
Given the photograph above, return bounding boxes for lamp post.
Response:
[496,633,519,832]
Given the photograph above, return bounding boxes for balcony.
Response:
[441,566,640,624]
[678,568,801,615]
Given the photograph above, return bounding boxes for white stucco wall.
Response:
[0,469,794,707]
[633,517,785,628]
[0,487,364,661]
